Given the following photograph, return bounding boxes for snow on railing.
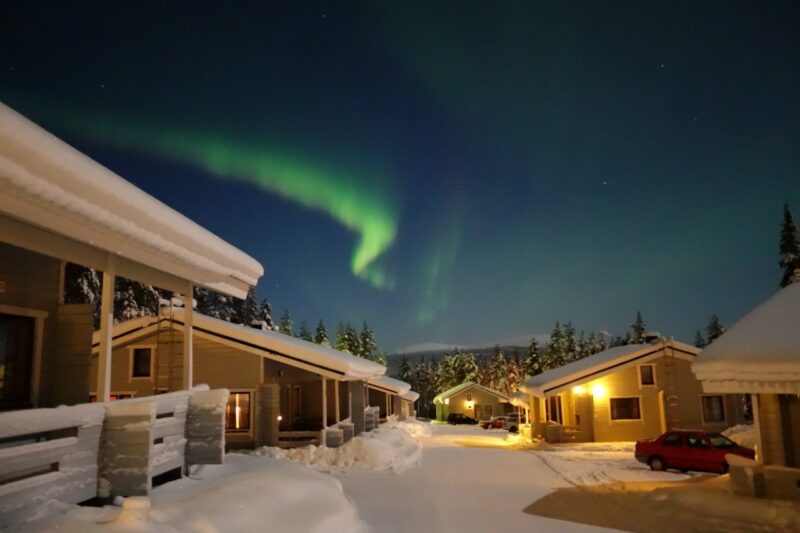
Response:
[0,388,228,523]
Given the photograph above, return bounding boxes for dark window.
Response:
[0,313,35,408]
[225,392,251,432]
[662,433,683,447]
[131,348,152,378]
[610,398,641,420]
[702,396,725,422]
[292,386,302,417]
[639,365,655,386]
[547,396,563,424]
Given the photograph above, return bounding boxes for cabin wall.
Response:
[447,387,507,421]
[0,242,95,407]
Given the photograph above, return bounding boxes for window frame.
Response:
[638,364,656,388]
[609,397,642,422]
[89,391,136,402]
[700,394,726,424]
[128,344,156,381]
[225,390,254,434]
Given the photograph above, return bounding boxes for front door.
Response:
[0,313,35,410]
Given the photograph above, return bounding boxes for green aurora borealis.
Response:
[57,112,399,290]
[3,3,799,350]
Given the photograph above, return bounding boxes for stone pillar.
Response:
[351,380,366,435]
[393,395,403,420]
[101,401,155,497]
[186,388,228,465]
[257,384,281,447]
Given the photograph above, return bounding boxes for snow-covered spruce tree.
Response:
[544,322,568,370]
[256,298,277,330]
[114,277,160,323]
[315,319,330,346]
[694,330,707,348]
[297,320,313,342]
[335,323,349,353]
[373,352,387,366]
[522,337,543,377]
[279,309,293,336]
[706,315,726,344]
[396,355,412,383]
[195,287,234,321]
[359,321,377,360]
[563,322,577,362]
[436,352,457,390]
[779,200,800,287]
[233,286,259,326]
[63,262,102,327]
[488,346,507,392]
[630,311,646,344]
[475,355,492,386]
[505,357,522,396]
[345,323,361,356]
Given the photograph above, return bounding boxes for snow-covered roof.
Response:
[367,375,412,395]
[509,391,529,409]
[520,340,699,397]
[401,390,420,403]
[693,283,800,394]
[433,382,509,404]
[0,102,262,299]
[92,308,385,380]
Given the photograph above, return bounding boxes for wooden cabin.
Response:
[521,338,748,443]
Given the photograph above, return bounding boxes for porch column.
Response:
[351,380,366,435]
[96,256,116,402]
[182,282,193,389]
[334,380,340,423]
[752,394,765,464]
[321,376,327,429]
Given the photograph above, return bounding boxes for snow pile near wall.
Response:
[256,424,423,474]
[723,424,758,449]
[20,454,365,533]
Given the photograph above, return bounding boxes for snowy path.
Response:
[334,425,619,533]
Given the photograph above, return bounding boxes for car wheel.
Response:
[509,426,518,433]
[720,462,729,475]
[648,456,666,472]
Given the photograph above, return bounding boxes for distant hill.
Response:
[385,334,549,374]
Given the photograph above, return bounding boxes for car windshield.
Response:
[708,433,737,448]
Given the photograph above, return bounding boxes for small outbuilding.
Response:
[433,382,511,422]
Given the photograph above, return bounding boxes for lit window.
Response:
[610,398,641,420]
[466,393,472,401]
[639,365,655,386]
[225,392,251,432]
[131,348,152,378]
[702,395,725,422]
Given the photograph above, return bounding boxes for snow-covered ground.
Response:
[333,424,653,532]
[15,454,364,532]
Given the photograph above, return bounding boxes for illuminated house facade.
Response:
[433,382,512,422]
[520,338,748,443]
[89,307,405,448]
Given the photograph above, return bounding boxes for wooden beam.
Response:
[96,256,116,402]
[182,282,193,389]
[321,376,327,430]
[334,380,340,423]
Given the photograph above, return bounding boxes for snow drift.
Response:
[255,419,427,474]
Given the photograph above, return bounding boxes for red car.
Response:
[635,430,755,474]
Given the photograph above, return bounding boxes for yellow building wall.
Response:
[447,387,508,420]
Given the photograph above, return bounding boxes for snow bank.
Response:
[19,454,365,532]
[256,422,424,474]
[390,417,433,438]
[723,424,758,449]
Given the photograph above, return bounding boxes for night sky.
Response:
[2,2,799,351]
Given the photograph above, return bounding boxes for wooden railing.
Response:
[0,387,228,525]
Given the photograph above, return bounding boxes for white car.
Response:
[483,414,522,432]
